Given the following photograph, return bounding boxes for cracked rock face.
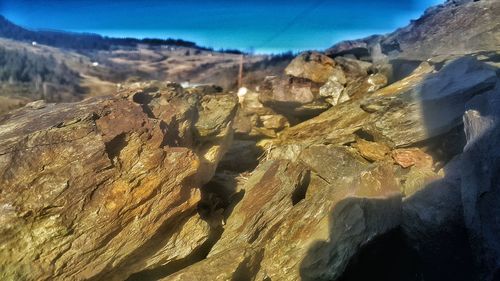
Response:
[0,82,237,281]
[204,148,403,281]
[285,51,338,84]
[168,53,497,281]
[161,145,404,281]
[277,57,496,149]
[0,1,499,279]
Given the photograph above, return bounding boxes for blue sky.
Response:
[0,0,443,53]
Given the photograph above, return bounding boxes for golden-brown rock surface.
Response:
[1,2,499,279]
[0,82,237,281]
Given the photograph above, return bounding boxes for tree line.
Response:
[0,15,225,52]
[0,46,80,85]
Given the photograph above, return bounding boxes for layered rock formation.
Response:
[326,0,500,61]
[0,82,237,280]
[233,88,290,139]
[181,53,497,281]
[258,51,388,121]
[1,0,499,280]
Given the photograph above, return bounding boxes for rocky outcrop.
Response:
[319,73,349,106]
[189,54,495,280]
[285,51,338,84]
[384,0,500,60]
[461,85,500,281]
[259,52,389,120]
[365,57,496,146]
[402,156,475,281]
[0,82,237,281]
[319,57,388,106]
[275,56,496,151]
[327,0,500,61]
[161,52,499,281]
[325,35,382,60]
[259,75,330,120]
[397,83,500,281]
[1,1,499,279]
[233,88,290,139]
[181,149,403,281]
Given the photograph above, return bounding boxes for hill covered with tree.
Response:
[0,15,202,51]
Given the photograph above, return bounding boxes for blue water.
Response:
[1,0,443,53]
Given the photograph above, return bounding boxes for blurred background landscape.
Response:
[0,0,441,114]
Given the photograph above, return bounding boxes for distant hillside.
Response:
[0,16,287,115]
[0,15,206,51]
[0,36,288,115]
[0,44,83,99]
[326,0,500,61]
[0,46,78,84]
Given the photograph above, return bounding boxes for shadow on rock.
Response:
[299,196,402,281]
[298,54,500,281]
